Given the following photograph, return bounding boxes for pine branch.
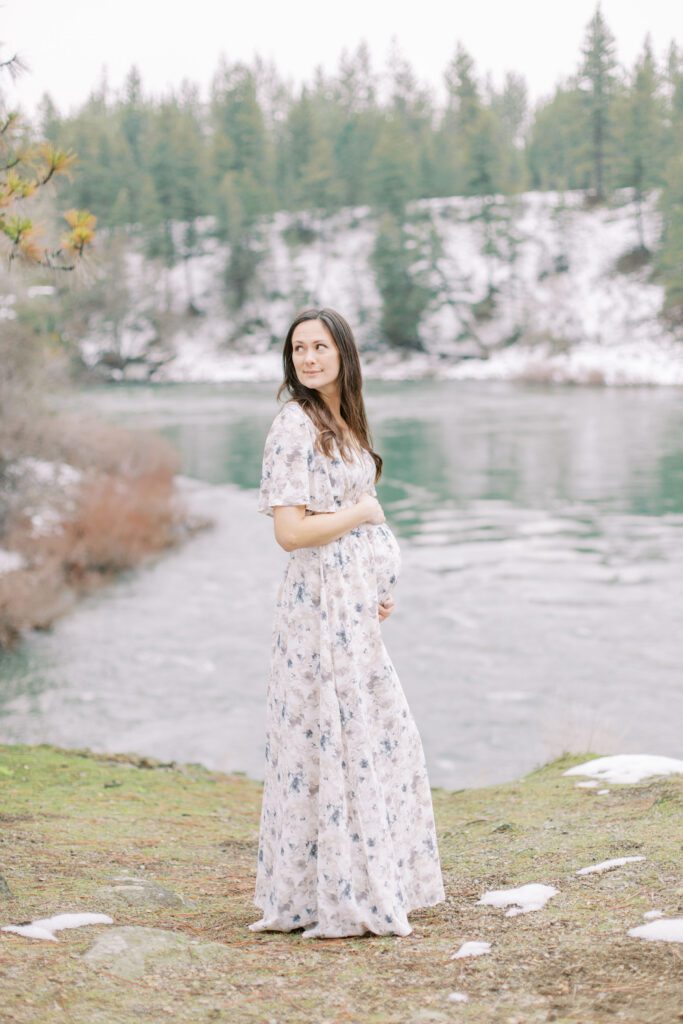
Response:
[0,50,30,80]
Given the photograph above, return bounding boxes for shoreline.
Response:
[96,336,683,388]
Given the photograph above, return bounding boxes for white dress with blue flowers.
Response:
[248,400,445,938]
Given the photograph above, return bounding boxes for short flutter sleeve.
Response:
[258,401,346,517]
[257,403,315,517]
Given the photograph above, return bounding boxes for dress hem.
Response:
[247,887,446,940]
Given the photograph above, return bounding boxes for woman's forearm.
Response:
[277,504,366,551]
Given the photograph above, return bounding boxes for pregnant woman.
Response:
[248,307,445,939]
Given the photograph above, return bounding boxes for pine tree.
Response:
[371,212,431,351]
[386,40,436,197]
[367,117,418,218]
[300,134,344,213]
[436,42,481,195]
[444,43,480,133]
[578,3,618,202]
[665,42,683,158]
[526,86,589,191]
[618,37,664,249]
[658,151,683,324]
[489,71,529,193]
[120,66,145,167]
[209,60,271,226]
[333,43,381,206]
[0,45,95,268]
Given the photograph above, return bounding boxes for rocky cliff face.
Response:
[75,188,682,385]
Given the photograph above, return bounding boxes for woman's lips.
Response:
[304,370,321,375]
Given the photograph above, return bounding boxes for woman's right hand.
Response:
[356,494,385,525]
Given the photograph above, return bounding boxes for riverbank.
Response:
[1,743,681,1023]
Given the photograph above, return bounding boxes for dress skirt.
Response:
[248,520,446,939]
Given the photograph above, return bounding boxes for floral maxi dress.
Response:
[248,400,445,939]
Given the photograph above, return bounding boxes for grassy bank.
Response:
[0,744,681,1024]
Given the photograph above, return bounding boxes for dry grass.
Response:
[0,744,681,1024]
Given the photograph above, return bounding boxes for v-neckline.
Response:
[338,430,364,457]
[333,416,364,454]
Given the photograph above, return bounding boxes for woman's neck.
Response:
[318,384,341,422]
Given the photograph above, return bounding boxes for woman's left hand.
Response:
[378,596,395,622]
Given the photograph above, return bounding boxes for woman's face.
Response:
[291,319,340,393]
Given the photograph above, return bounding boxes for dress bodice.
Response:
[258,401,377,517]
[258,400,401,603]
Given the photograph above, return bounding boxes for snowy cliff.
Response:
[76,188,683,386]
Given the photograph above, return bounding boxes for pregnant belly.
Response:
[366,523,402,604]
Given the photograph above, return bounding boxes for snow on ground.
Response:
[643,910,664,920]
[451,940,491,959]
[27,285,56,298]
[447,991,469,1003]
[0,548,25,575]
[564,755,683,785]
[575,780,599,789]
[576,856,646,876]
[2,458,84,537]
[11,457,83,489]
[477,883,558,917]
[1,912,113,941]
[628,919,683,944]
[444,336,683,387]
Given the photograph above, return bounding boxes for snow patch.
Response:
[1,912,113,941]
[643,909,664,920]
[628,919,683,944]
[0,548,25,575]
[447,991,469,1003]
[576,856,645,875]
[477,883,558,917]
[451,940,491,959]
[564,755,683,785]
[12,457,82,488]
[27,285,56,298]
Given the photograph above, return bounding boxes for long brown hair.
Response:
[275,307,383,483]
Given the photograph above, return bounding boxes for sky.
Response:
[1,0,680,117]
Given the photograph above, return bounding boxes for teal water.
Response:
[1,380,681,789]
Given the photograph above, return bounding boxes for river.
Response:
[1,379,681,789]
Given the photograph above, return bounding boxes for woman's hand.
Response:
[356,494,385,525]
[378,595,395,622]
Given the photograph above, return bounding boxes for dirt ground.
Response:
[0,743,681,1024]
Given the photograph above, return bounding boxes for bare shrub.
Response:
[0,409,194,647]
[0,464,190,647]
[0,559,74,647]
[518,361,560,384]
[58,470,186,578]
